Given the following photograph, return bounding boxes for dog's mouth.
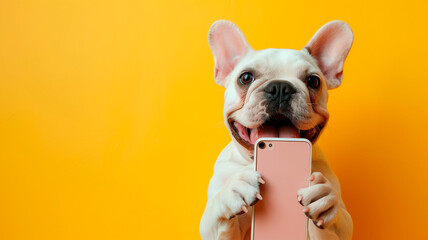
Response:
[229,114,324,150]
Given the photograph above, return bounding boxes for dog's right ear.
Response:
[208,20,251,87]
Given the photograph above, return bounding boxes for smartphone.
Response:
[251,138,312,240]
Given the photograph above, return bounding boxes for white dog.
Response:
[200,20,353,240]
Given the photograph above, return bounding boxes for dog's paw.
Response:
[297,172,340,229]
[217,167,264,220]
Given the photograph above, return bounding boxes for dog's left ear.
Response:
[305,20,353,89]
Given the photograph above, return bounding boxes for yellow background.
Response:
[0,0,427,239]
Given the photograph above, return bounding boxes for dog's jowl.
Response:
[200,20,354,240]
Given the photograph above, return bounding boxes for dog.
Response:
[200,20,354,240]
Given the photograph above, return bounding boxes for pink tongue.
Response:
[250,125,299,144]
[279,125,299,138]
[258,125,279,138]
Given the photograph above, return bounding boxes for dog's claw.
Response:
[258,178,265,184]
[302,207,310,213]
[241,206,248,213]
[315,219,324,229]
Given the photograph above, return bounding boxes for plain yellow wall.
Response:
[1,0,427,239]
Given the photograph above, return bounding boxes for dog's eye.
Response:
[307,75,320,89]
[239,72,254,85]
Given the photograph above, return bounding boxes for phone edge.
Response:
[250,137,313,240]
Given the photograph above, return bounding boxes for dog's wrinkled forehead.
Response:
[209,20,353,90]
[229,48,319,85]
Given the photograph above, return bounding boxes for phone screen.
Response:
[251,138,312,240]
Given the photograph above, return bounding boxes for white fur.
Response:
[201,20,354,240]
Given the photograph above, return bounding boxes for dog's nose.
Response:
[264,81,296,103]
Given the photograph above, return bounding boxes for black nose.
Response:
[264,81,296,103]
[264,81,297,115]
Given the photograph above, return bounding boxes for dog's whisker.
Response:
[306,102,318,107]
[309,118,319,131]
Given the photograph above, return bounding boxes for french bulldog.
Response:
[200,20,354,240]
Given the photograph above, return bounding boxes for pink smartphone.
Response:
[251,138,312,240]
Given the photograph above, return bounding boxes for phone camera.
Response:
[259,142,266,149]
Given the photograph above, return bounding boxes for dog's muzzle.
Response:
[229,80,325,150]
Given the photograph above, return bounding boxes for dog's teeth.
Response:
[250,128,259,144]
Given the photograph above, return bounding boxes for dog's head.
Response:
[208,20,353,151]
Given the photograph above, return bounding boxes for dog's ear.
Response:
[208,20,251,87]
[304,20,353,89]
